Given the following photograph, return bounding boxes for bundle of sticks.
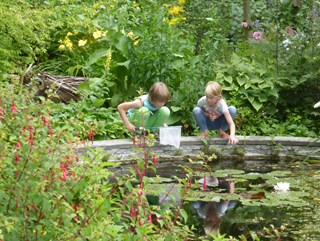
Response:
[35,72,88,103]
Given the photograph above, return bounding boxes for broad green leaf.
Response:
[77,82,91,92]
[180,209,188,223]
[237,76,246,86]
[86,49,108,66]
[167,113,181,125]
[224,76,233,84]
[170,106,182,112]
[93,99,106,107]
[116,60,130,69]
[244,81,251,89]
[251,100,263,111]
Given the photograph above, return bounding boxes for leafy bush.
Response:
[0,82,197,240]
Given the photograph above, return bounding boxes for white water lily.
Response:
[274,182,290,192]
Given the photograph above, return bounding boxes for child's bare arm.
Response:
[224,112,238,145]
[117,99,142,133]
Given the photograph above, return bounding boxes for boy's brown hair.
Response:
[148,82,170,103]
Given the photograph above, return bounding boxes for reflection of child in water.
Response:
[192,178,236,236]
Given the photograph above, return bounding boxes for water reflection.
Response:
[143,160,320,240]
[191,177,236,237]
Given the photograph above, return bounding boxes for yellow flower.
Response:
[66,42,73,50]
[163,4,168,7]
[168,6,184,15]
[105,49,112,69]
[93,3,99,8]
[169,17,187,25]
[133,2,139,7]
[93,31,102,39]
[78,39,87,47]
[134,39,140,45]
[58,44,66,51]
[127,31,134,39]
[178,0,186,4]
[67,32,73,36]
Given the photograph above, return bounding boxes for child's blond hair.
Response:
[148,82,170,103]
[205,81,222,98]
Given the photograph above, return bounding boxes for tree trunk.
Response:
[243,0,252,39]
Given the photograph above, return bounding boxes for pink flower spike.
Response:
[0,107,5,117]
[203,176,207,191]
[241,21,249,28]
[253,31,263,40]
[14,155,20,163]
[152,155,157,166]
[16,140,21,149]
[11,101,17,113]
[148,213,153,223]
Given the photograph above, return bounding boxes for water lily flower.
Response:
[241,21,249,28]
[274,182,290,192]
[253,31,263,40]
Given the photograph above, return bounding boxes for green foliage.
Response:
[214,53,279,112]
[0,82,198,240]
[2,0,320,137]
[0,1,51,79]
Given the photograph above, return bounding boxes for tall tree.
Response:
[243,0,252,39]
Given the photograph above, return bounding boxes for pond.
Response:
[116,158,320,240]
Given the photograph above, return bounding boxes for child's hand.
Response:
[126,123,137,133]
[228,136,239,145]
[209,113,218,121]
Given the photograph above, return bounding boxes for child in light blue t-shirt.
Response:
[117,82,170,132]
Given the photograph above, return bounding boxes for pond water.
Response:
[142,158,320,240]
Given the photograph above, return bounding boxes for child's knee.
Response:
[228,106,237,119]
[159,106,170,117]
[193,106,202,115]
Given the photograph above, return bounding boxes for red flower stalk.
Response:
[11,101,17,113]
[152,155,157,166]
[133,165,142,180]
[29,129,34,145]
[16,140,21,149]
[0,107,5,117]
[130,205,136,217]
[41,115,50,126]
[203,176,207,191]
[148,213,153,223]
[14,154,20,163]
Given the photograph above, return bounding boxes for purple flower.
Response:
[253,31,263,40]
[241,22,249,28]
